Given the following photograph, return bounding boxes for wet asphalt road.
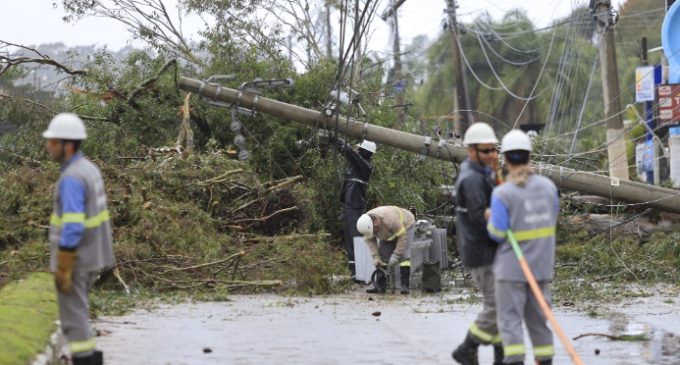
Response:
[93,290,680,365]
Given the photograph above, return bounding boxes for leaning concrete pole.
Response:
[179,76,680,214]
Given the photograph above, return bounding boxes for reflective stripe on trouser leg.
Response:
[469,265,500,344]
[503,343,526,357]
[496,280,528,363]
[70,338,97,354]
[58,271,97,357]
[526,281,554,361]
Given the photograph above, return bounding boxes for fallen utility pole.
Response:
[179,76,680,214]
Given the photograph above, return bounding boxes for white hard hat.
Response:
[357,140,377,154]
[42,113,87,140]
[356,214,374,239]
[463,122,498,146]
[500,129,532,153]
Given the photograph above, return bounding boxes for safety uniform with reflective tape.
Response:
[49,152,114,357]
[335,138,373,274]
[454,158,502,345]
[487,173,559,363]
[364,206,415,264]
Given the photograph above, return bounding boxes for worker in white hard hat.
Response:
[452,122,504,365]
[331,136,376,282]
[487,130,558,365]
[44,113,114,365]
[356,205,415,294]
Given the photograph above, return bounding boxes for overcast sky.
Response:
[1,0,626,54]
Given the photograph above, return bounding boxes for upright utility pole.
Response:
[593,0,629,181]
[384,0,406,125]
[445,0,474,138]
[325,1,333,59]
[352,0,362,83]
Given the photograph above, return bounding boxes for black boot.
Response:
[72,350,103,365]
[72,354,93,365]
[366,287,386,294]
[452,332,479,365]
[493,344,504,365]
[400,266,410,295]
[92,351,103,365]
[537,360,552,365]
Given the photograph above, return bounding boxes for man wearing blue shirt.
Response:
[45,113,114,365]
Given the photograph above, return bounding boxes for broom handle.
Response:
[506,230,585,365]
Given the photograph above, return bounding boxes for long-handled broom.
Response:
[506,230,585,365]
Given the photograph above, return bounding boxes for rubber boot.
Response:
[365,287,386,294]
[400,266,410,295]
[493,344,504,365]
[72,354,93,365]
[93,351,103,365]
[452,332,479,365]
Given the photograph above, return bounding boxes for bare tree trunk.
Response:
[176,93,194,151]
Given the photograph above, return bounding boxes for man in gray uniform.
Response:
[487,130,559,365]
[45,113,114,365]
[356,205,415,294]
[452,122,504,365]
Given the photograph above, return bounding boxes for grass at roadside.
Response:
[0,272,57,365]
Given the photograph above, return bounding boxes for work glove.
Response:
[373,255,386,268]
[55,249,77,294]
[387,253,400,268]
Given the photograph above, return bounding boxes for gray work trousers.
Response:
[468,265,500,345]
[495,280,554,363]
[58,271,97,358]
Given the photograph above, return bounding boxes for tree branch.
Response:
[126,58,177,106]
[230,206,299,224]
[0,41,87,77]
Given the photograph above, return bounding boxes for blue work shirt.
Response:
[59,152,86,249]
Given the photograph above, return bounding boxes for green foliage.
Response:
[0,273,57,365]
[553,229,680,304]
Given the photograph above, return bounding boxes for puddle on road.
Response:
[93,292,680,365]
